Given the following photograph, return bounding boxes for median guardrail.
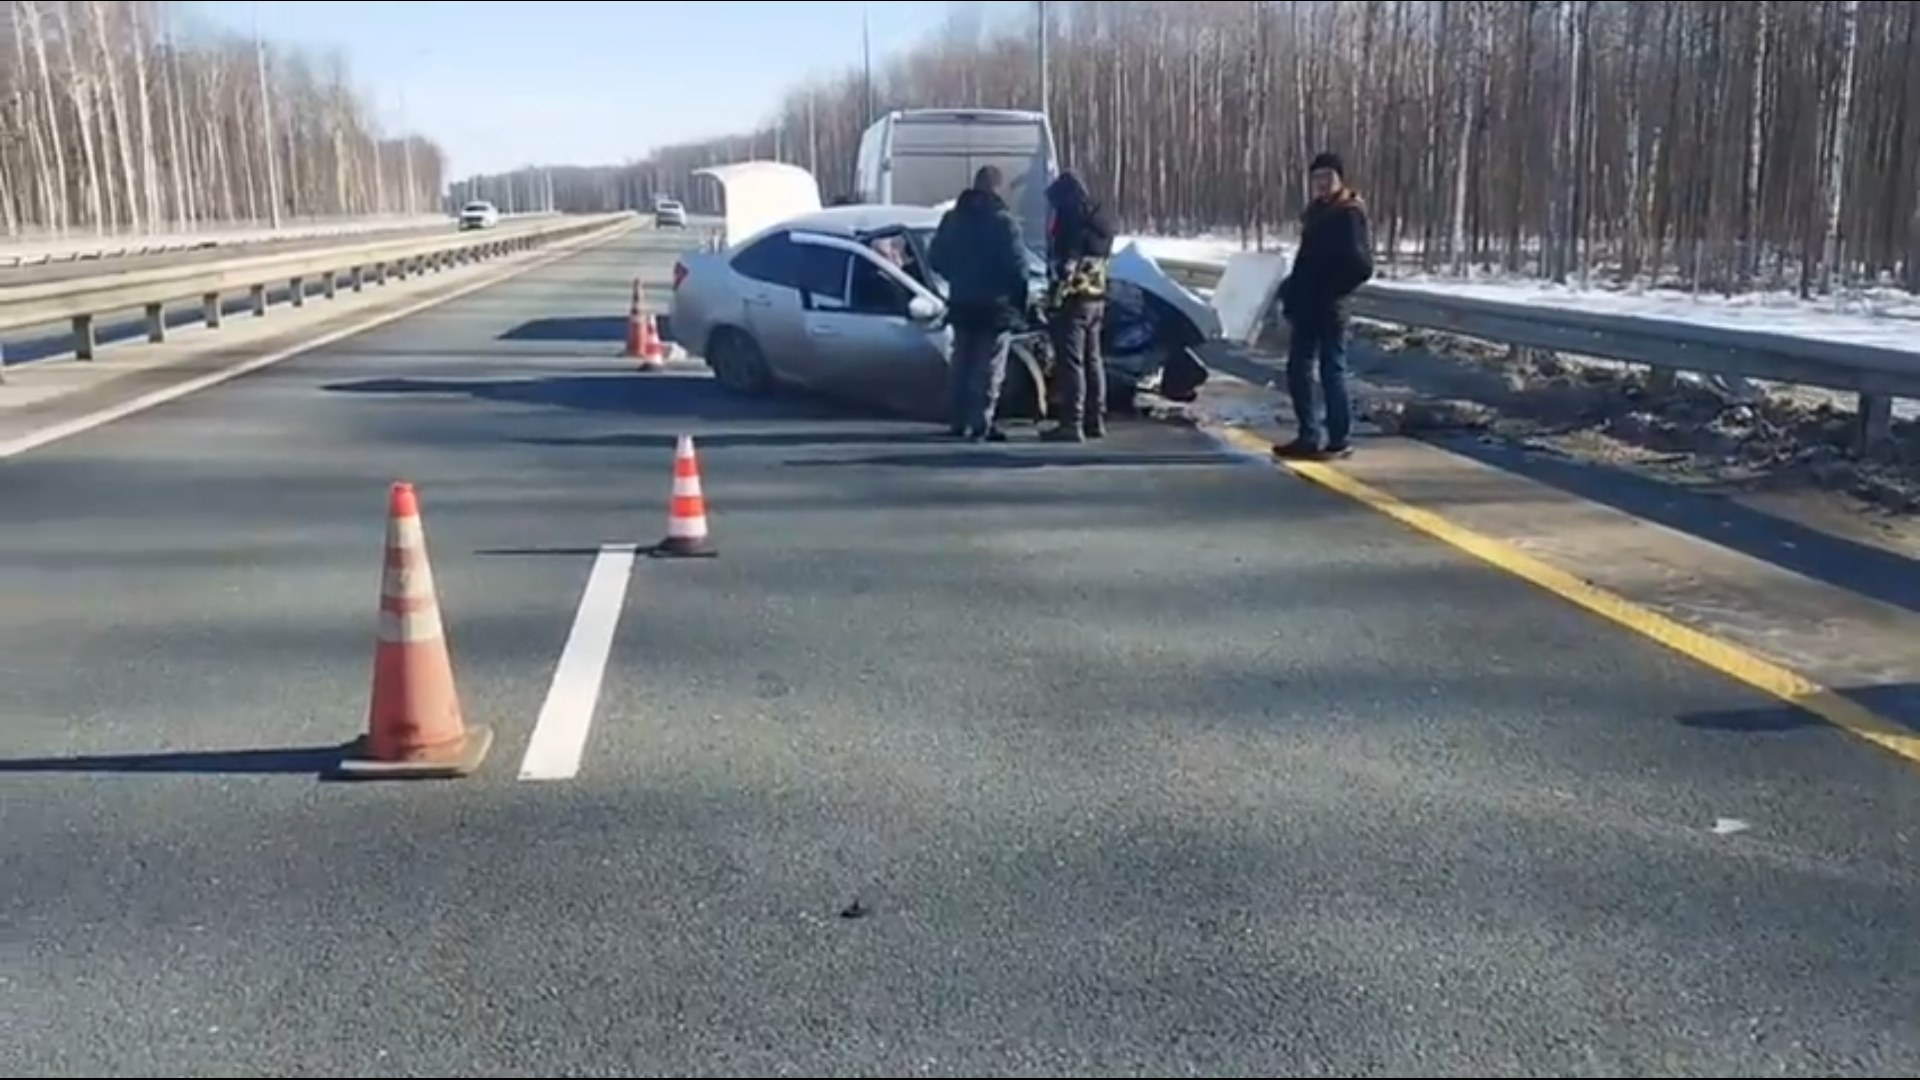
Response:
[0,213,636,367]
[1155,254,1912,452]
[0,213,560,269]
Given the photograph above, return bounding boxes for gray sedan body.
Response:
[668,203,1219,421]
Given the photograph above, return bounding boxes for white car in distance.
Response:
[458,200,501,230]
[654,198,688,228]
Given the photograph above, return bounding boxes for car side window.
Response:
[795,246,853,309]
[731,231,800,287]
[847,257,911,317]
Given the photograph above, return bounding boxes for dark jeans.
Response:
[1284,309,1352,448]
[1049,299,1105,427]
[949,325,1010,433]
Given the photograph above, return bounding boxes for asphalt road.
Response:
[4,230,1920,1078]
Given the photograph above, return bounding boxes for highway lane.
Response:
[4,230,1920,1076]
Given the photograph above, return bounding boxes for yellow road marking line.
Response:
[1210,424,1920,768]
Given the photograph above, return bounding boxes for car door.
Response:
[791,233,951,416]
[724,230,813,385]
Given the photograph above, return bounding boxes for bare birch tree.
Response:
[490,0,1920,296]
[0,0,451,238]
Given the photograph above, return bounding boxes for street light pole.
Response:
[252,2,283,228]
[861,3,876,122]
[1036,1,1050,114]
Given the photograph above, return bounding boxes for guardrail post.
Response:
[248,284,267,317]
[202,292,222,328]
[351,265,366,292]
[375,262,388,286]
[289,277,306,308]
[73,315,96,360]
[144,302,166,344]
[323,272,338,300]
[1856,393,1893,453]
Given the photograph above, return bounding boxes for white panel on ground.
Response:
[1211,251,1289,346]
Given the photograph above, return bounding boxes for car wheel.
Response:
[707,328,772,396]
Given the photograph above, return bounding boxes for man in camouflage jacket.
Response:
[1042,170,1117,443]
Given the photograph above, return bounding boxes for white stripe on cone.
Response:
[379,514,446,642]
[379,606,446,643]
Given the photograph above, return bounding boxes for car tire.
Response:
[707,328,772,396]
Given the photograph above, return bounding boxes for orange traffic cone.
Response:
[625,280,665,371]
[638,312,666,369]
[335,482,493,779]
[651,434,716,558]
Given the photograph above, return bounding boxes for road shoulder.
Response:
[1169,368,1920,766]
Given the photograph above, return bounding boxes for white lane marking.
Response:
[0,225,630,463]
[518,544,638,782]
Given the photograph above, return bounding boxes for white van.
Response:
[853,108,1059,252]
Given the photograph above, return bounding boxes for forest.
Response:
[0,0,449,237]
[480,0,1917,295]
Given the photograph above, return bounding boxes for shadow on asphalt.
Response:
[518,430,949,451]
[0,743,350,777]
[474,546,610,557]
[1432,434,1920,618]
[782,449,1243,470]
[320,371,851,423]
[498,315,627,344]
[1679,683,1920,735]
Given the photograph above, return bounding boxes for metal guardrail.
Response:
[0,213,559,269]
[0,213,636,366]
[1156,254,1911,450]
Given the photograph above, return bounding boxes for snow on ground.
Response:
[1121,232,1920,359]
[1131,230,1920,524]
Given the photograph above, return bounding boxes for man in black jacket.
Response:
[1274,152,1374,461]
[1042,170,1117,442]
[928,166,1031,442]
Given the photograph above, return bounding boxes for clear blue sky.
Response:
[186,1,1004,177]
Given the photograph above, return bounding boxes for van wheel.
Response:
[707,328,772,395]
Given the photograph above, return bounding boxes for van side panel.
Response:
[854,119,887,205]
[881,114,1058,250]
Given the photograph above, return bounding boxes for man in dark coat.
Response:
[1042,170,1117,442]
[928,165,1031,442]
[1273,151,1375,461]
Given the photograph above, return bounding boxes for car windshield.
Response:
[900,226,1044,297]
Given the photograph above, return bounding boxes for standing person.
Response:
[1274,152,1375,461]
[928,165,1031,443]
[1042,170,1117,443]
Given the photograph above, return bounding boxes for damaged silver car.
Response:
[667,162,1218,421]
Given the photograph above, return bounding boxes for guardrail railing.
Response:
[0,213,559,269]
[0,213,635,370]
[1155,254,1911,452]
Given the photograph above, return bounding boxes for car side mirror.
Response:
[906,296,943,323]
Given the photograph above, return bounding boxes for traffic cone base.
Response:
[650,535,716,559]
[335,726,494,780]
[332,482,494,781]
[652,434,716,558]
